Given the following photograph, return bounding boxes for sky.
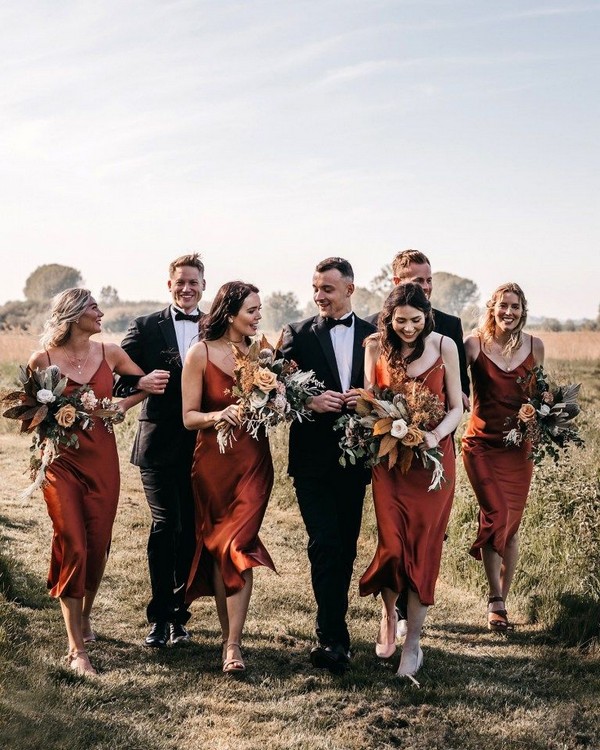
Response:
[1,0,599,320]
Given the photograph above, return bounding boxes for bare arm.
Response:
[422,337,463,450]
[181,342,240,430]
[363,336,380,390]
[532,335,545,366]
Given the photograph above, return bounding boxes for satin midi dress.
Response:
[186,354,276,600]
[43,355,120,598]
[462,341,534,560]
[359,354,456,606]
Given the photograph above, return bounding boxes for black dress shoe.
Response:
[144,622,169,648]
[169,623,191,645]
[310,644,350,675]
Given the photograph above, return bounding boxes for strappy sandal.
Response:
[223,642,246,674]
[66,649,97,675]
[487,596,514,632]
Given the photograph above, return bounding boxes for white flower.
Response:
[249,389,269,409]
[80,390,99,411]
[539,404,550,416]
[273,393,288,413]
[36,389,56,404]
[390,419,408,439]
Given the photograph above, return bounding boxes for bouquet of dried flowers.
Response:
[335,375,447,491]
[2,365,124,498]
[504,364,584,464]
[216,336,324,452]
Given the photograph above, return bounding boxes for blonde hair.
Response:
[169,253,204,277]
[478,282,528,358]
[39,288,92,349]
[391,249,431,278]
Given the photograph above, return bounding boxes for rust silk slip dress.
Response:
[359,350,456,606]
[186,345,276,601]
[43,349,120,598]
[462,337,534,560]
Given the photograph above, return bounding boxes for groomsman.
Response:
[116,253,205,647]
[367,248,470,635]
[282,257,376,675]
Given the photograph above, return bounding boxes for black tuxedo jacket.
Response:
[281,313,376,479]
[365,307,470,397]
[116,306,201,468]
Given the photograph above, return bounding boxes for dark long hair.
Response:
[201,281,259,342]
[379,282,434,368]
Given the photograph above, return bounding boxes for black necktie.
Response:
[174,311,200,322]
[325,314,353,329]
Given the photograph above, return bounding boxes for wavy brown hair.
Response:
[379,282,434,368]
[39,288,93,349]
[201,281,259,342]
[478,282,528,358]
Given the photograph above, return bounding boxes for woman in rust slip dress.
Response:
[28,288,168,675]
[359,283,463,683]
[462,282,544,632]
[182,281,275,675]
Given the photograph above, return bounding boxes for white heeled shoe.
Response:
[396,647,423,686]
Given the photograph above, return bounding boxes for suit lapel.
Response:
[312,317,343,391]
[157,307,181,367]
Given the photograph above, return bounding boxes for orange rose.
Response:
[253,367,278,392]
[401,425,424,447]
[55,404,77,428]
[518,403,536,423]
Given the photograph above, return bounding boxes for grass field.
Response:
[0,332,599,750]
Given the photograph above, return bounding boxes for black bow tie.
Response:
[325,314,353,329]
[174,311,200,322]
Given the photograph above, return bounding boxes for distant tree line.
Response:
[0,263,597,334]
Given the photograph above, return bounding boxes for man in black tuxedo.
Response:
[366,248,470,636]
[282,257,376,674]
[117,253,205,648]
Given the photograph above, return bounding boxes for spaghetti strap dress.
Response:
[359,349,456,606]
[43,348,120,598]
[462,338,534,560]
[186,347,276,600]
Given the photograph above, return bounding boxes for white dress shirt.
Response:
[329,312,354,392]
[171,306,200,360]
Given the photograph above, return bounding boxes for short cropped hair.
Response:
[169,253,205,277]
[391,250,431,278]
[315,257,354,281]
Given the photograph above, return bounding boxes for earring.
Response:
[228,317,233,323]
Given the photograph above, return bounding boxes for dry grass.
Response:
[539,331,600,362]
[1,340,599,750]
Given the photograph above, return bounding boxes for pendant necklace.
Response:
[63,343,91,376]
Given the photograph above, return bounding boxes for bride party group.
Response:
[9,247,575,685]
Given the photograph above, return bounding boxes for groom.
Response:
[116,252,205,648]
[282,257,376,674]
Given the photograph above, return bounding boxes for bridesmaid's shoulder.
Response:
[528,333,545,363]
[27,348,49,370]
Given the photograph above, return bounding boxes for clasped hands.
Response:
[308,388,361,413]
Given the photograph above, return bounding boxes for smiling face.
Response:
[391,304,426,344]
[168,265,205,313]
[76,297,104,334]
[228,292,262,340]
[394,262,433,300]
[493,291,523,334]
[312,269,354,319]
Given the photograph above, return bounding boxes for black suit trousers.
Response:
[140,462,196,624]
[293,467,367,652]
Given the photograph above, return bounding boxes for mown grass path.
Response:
[1,427,598,750]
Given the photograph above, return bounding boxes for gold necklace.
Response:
[63,343,91,376]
